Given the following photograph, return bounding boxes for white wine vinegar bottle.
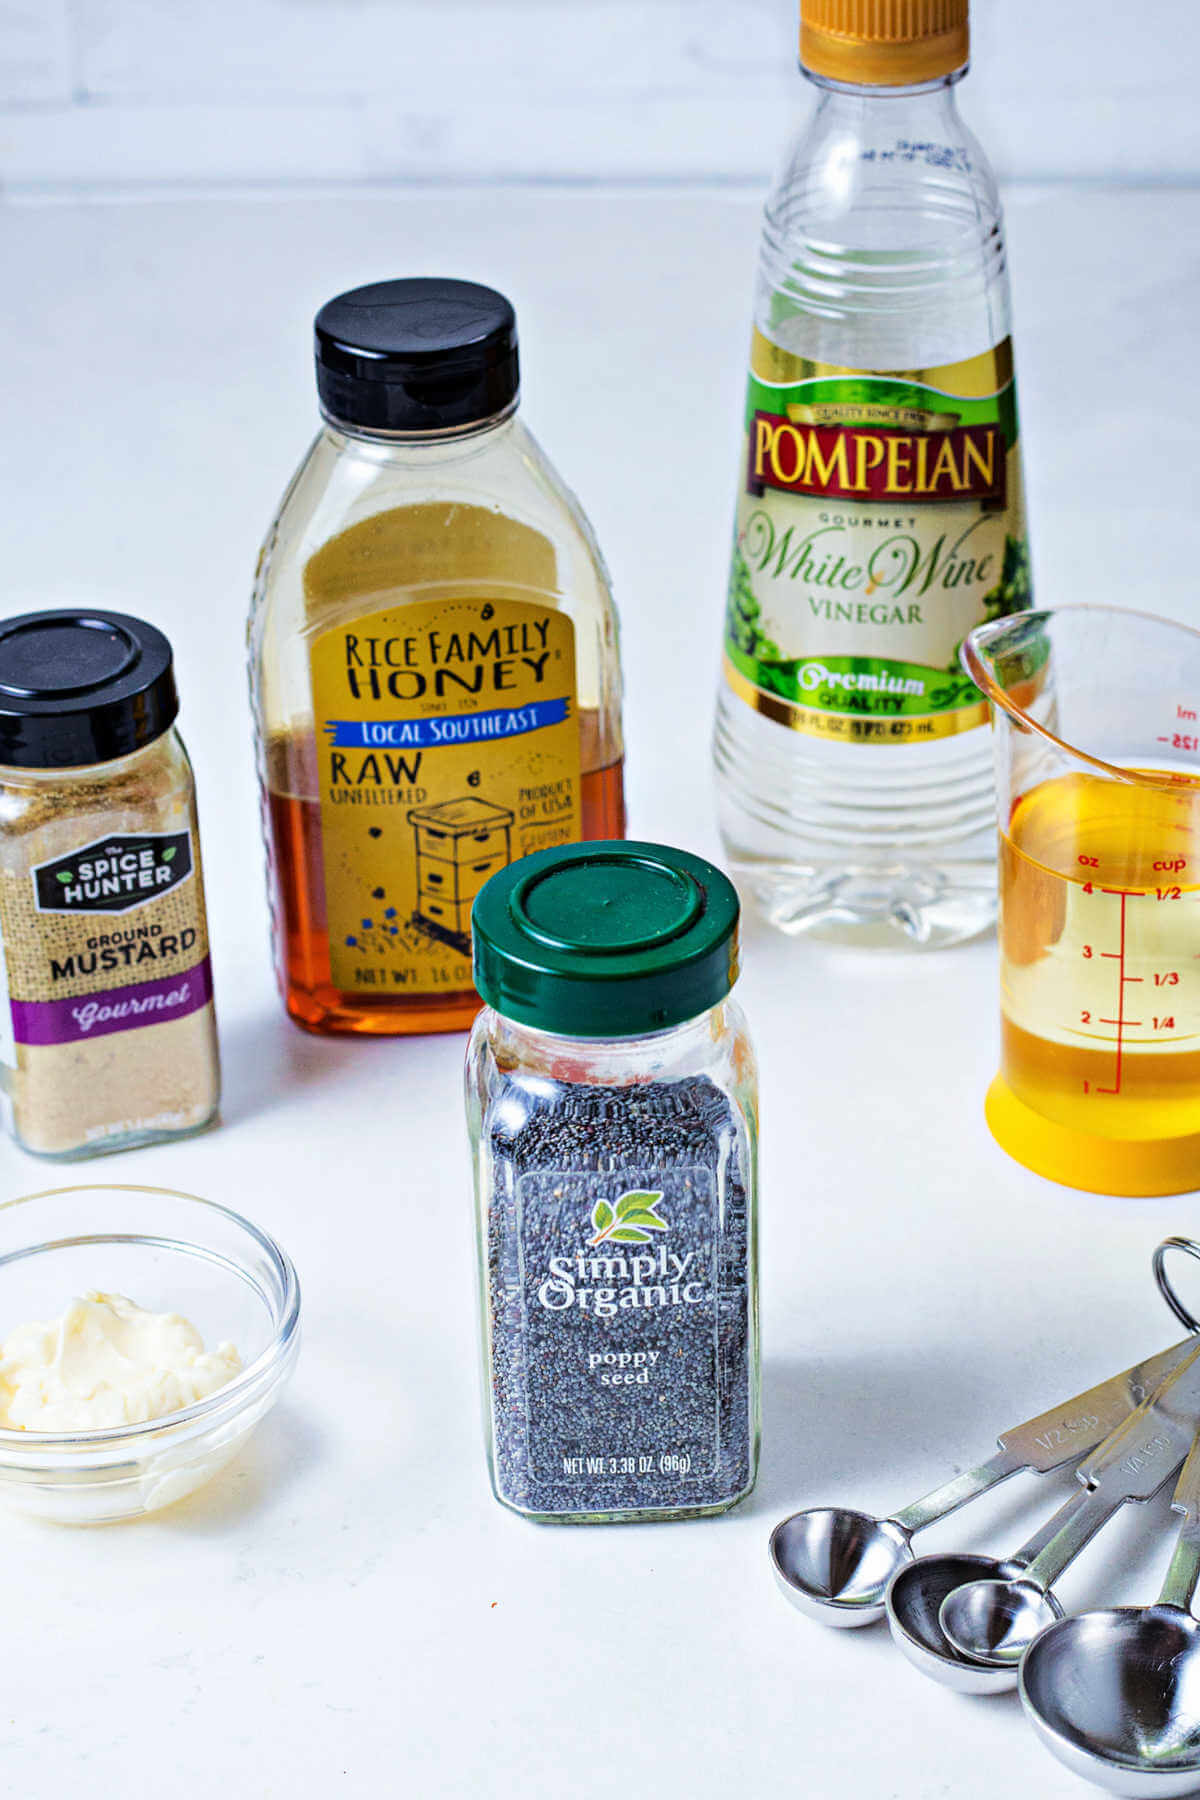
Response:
[713,0,1032,947]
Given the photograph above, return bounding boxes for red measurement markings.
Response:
[1080,881,1190,1098]
[1095,889,1135,1095]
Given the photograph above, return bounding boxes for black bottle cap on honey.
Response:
[0,609,179,769]
[314,277,520,433]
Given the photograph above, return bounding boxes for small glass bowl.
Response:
[0,1184,301,1523]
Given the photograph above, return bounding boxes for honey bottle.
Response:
[249,278,625,1035]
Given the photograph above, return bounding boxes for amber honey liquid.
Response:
[266,747,625,1035]
[1000,768,1200,1141]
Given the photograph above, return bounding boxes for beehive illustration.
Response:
[407,796,515,956]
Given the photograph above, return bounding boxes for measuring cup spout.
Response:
[962,605,1200,1197]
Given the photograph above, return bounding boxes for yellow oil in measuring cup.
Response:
[993,767,1200,1194]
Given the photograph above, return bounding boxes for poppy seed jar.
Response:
[465,841,760,1523]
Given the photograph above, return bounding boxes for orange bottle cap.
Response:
[800,0,969,86]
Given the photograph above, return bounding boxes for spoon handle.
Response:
[1075,1338,1200,1489]
[1158,1433,1200,1614]
[1016,1478,1176,1592]
[1016,1342,1200,1591]
[890,1335,1198,1536]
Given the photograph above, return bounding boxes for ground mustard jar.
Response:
[0,609,220,1158]
[466,841,760,1524]
[249,277,625,1037]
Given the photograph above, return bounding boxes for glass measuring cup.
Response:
[962,606,1200,1196]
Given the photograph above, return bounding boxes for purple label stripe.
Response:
[11,957,214,1046]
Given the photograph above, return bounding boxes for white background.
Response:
[2,4,1200,1798]
[1,0,1198,189]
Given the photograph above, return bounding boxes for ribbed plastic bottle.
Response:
[713,0,1032,947]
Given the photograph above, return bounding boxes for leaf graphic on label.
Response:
[56,871,74,884]
[161,847,177,862]
[616,1190,656,1220]
[591,1189,668,1246]
[615,1191,667,1231]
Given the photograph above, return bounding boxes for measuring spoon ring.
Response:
[1021,1428,1200,1796]
[770,1334,1198,1627]
[1154,1237,1200,1333]
[889,1339,1200,1693]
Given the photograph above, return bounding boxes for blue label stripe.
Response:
[323,697,571,750]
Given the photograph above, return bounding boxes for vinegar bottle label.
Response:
[722,335,1032,745]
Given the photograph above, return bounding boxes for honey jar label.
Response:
[0,828,212,1059]
[309,596,581,996]
[722,335,1032,744]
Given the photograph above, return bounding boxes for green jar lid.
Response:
[471,840,740,1038]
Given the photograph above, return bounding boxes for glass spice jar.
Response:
[0,610,220,1158]
[466,841,760,1524]
[249,277,625,1038]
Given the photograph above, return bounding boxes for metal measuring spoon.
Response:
[938,1245,1200,1672]
[1020,1431,1200,1797]
[888,1340,1200,1693]
[770,1335,1198,1627]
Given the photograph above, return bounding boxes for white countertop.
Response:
[2,183,1198,1798]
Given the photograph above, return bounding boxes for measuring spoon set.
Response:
[770,1239,1200,1796]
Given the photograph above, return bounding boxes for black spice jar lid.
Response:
[471,840,740,1039]
[0,609,179,770]
[314,277,519,433]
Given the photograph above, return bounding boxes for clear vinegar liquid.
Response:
[1000,769,1200,1142]
[714,78,1017,948]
